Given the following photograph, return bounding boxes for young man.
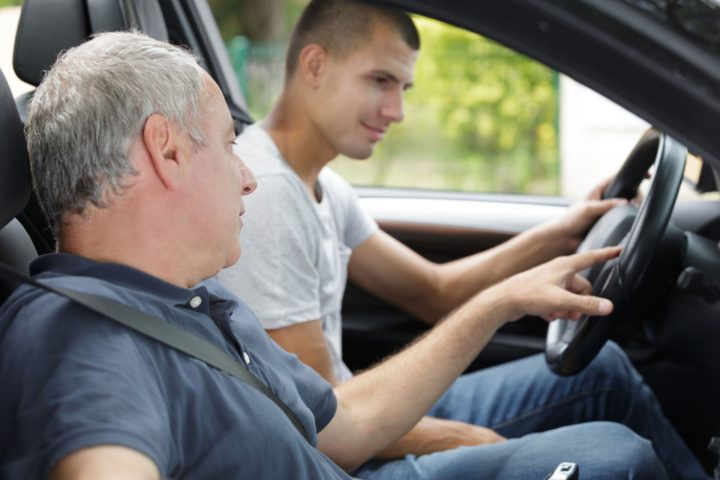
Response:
[0,31,674,479]
[218,0,708,478]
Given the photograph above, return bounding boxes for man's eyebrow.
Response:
[372,70,414,91]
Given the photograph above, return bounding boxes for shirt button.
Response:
[189,296,202,308]
[243,351,251,365]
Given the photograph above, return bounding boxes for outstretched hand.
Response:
[495,245,622,323]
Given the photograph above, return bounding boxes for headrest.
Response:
[0,69,31,230]
[13,0,169,87]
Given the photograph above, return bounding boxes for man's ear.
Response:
[298,44,327,88]
[142,113,183,190]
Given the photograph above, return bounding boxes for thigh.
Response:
[428,342,638,437]
[354,422,667,480]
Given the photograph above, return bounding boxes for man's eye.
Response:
[374,76,389,87]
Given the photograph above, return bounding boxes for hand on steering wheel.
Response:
[545,129,687,376]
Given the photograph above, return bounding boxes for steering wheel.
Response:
[545,129,687,376]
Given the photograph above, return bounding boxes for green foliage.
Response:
[209,0,307,42]
[335,17,560,195]
[0,0,22,6]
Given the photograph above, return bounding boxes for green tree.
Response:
[0,0,22,7]
[409,17,558,193]
[209,0,307,42]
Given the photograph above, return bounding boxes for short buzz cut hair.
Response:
[285,0,420,78]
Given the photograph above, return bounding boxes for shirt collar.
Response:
[30,253,209,311]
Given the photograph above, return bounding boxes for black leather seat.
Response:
[14,0,168,87]
[0,68,36,301]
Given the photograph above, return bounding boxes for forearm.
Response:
[412,221,570,322]
[319,286,510,470]
[435,196,628,309]
[322,246,619,471]
[352,223,569,325]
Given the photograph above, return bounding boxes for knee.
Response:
[586,422,667,479]
[585,341,641,386]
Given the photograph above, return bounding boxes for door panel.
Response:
[342,190,568,373]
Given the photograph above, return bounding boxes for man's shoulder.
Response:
[319,167,356,197]
[319,167,364,216]
[0,275,145,352]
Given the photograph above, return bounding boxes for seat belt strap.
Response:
[0,260,311,443]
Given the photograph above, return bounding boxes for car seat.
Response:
[13,0,169,120]
[0,67,36,302]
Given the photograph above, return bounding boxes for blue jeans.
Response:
[354,342,707,480]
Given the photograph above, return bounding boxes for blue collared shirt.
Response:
[0,253,346,479]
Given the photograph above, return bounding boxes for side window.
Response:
[208,3,658,199]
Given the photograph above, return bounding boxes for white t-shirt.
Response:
[218,124,378,382]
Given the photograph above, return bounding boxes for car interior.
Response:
[2,0,720,475]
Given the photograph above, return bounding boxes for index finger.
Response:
[566,245,622,272]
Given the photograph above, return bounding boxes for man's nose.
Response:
[240,163,257,195]
[381,90,405,123]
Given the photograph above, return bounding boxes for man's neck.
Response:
[262,96,336,199]
[58,211,213,289]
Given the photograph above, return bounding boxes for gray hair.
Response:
[25,31,208,238]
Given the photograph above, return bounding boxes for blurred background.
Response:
[0,0,650,198]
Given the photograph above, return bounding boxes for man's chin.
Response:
[344,146,375,160]
[223,247,242,269]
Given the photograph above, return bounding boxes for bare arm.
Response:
[49,446,159,480]
[320,246,620,471]
[349,198,625,324]
[268,319,505,456]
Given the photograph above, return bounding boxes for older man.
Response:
[0,31,667,479]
